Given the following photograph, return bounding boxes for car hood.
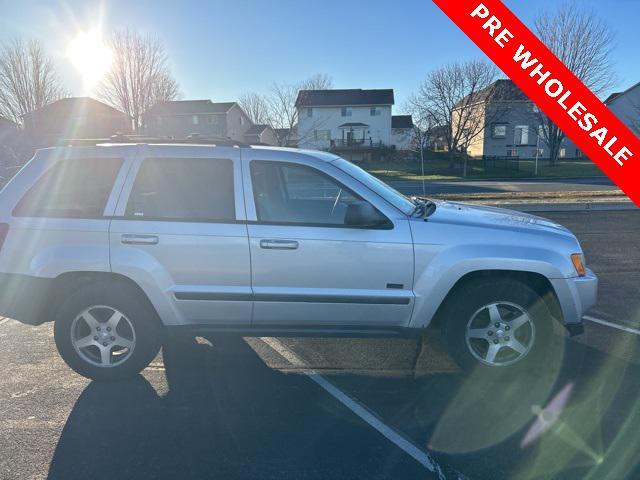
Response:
[425,200,573,237]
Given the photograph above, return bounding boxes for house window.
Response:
[240,116,244,125]
[341,107,352,117]
[307,108,313,118]
[514,125,529,145]
[205,115,214,124]
[559,148,566,158]
[492,124,507,138]
[576,149,583,158]
[370,107,381,116]
[192,115,199,125]
[314,130,331,141]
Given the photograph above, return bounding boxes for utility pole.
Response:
[535,127,540,176]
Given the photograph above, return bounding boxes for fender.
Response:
[409,243,574,329]
[109,244,184,326]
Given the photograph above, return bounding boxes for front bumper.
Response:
[550,268,598,332]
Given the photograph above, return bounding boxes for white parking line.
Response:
[260,337,450,479]
[583,315,640,336]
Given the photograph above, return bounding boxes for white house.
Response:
[605,81,640,136]
[296,89,405,161]
[391,115,415,151]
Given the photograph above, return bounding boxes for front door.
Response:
[110,147,251,326]
[243,154,415,329]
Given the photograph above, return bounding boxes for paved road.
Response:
[1,210,639,479]
[387,176,615,195]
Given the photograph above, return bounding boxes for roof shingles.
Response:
[296,89,394,107]
[146,100,236,115]
[392,115,414,129]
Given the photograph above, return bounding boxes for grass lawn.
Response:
[366,155,604,182]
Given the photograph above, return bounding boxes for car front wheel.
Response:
[444,278,563,374]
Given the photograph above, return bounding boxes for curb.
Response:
[480,202,636,212]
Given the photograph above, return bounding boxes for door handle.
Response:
[121,234,159,245]
[259,239,299,250]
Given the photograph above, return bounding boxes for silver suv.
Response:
[0,143,597,379]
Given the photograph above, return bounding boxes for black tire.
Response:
[443,278,564,375]
[54,282,162,381]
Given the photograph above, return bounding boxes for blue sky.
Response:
[1,0,638,112]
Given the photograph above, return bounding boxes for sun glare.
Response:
[67,29,112,89]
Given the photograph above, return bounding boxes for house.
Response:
[295,88,399,161]
[391,115,415,151]
[605,81,640,136]
[243,124,277,145]
[455,79,579,159]
[427,125,449,152]
[143,100,253,142]
[22,97,132,146]
[274,127,297,147]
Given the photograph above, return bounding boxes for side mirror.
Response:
[344,201,389,227]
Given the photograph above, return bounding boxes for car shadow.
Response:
[47,336,433,480]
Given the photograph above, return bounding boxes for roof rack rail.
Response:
[56,133,252,148]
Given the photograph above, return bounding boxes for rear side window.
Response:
[125,157,235,222]
[13,157,123,218]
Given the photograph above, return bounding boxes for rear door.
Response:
[110,146,251,326]
[242,150,415,330]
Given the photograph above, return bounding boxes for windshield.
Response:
[332,158,416,215]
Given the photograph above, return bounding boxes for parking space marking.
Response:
[260,337,450,479]
[584,315,640,336]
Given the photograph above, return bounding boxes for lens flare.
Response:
[66,29,112,90]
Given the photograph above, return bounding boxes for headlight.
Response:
[571,253,586,277]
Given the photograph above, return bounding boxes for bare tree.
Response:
[409,60,499,171]
[242,73,333,147]
[404,100,435,154]
[239,92,270,125]
[99,29,180,131]
[534,4,616,164]
[0,38,66,124]
[299,73,333,91]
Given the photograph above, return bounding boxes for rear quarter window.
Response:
[13,157,123,218]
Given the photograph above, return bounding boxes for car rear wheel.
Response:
[444,278,563,374]
[54,282,162,380]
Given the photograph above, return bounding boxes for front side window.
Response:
[13,157,123,218]
[251,161,372,226]
[333,158,414,215]
[192,115,199,125]
[126,157,235,222]
[306,107,313,118]
[341,107,352,117]
[370,107,381,116]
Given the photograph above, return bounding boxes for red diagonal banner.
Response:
[433,0,640,206]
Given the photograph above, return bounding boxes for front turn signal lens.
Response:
[571,253,586,277]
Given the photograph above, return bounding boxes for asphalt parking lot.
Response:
[1,209,639,480]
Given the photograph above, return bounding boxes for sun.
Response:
[67,29,112,89]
